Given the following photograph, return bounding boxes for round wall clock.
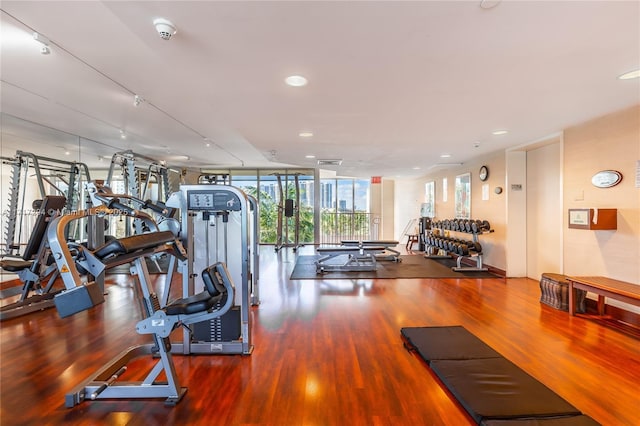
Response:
[591,170,622,188]
[479,165,489,181]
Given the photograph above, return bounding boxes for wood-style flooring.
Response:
[1,246,639,426]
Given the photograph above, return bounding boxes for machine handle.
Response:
[143,199,170,217]
[107,198,136,215]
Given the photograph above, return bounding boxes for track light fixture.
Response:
[33,32,51,54]
[133,95,144,107]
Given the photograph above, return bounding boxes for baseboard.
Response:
[454,255,506,278]
[584,299,640,331]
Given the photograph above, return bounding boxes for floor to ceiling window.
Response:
[319,178,371,244]
[219,169,315,245]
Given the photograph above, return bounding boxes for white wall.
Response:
[393,178,422,242]
[526,140,563,279]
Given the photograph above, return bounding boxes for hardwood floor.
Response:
[1,246,639,426]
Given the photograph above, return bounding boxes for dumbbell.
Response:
[440,238,448,249]
[438,238,446,249]
[471,220,491,233]
[456,242,482,256]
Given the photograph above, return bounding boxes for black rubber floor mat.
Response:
[481,414,600,425]
[430,357,582,423]
[291,255,499,280]
[401,326,502,364]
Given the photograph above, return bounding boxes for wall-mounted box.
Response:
[568,208,617,230]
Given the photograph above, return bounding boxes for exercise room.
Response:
[1,2,639,425]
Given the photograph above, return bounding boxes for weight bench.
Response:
[46,206,236,407]
[340,240,401,262]
[0,195,66,320]
[315,245,386,274]
[401,326,599,425]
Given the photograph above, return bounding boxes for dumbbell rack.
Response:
[424,219,493,272]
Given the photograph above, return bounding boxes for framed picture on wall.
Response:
[422,181,435,218]
[455,173,471,219]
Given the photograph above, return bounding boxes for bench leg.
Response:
[597,295,606,315]
[568,282,575,316]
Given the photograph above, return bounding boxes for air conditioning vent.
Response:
[317,159,343,166]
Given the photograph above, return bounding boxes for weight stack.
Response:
[192,305,241,342]
[540,273,586,313]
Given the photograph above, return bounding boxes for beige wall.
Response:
[381,179,395,240]
[401,105,640,285]
[563,105,640,286]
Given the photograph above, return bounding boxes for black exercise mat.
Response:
[290,254,498,280]
[481,415,601,425]
[430,357,582,423]
[401,326,502,364]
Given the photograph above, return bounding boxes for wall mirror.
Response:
[423,181,435,218]
[454,173,471,219]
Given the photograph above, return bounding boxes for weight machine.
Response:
[1,150,91,257]
[85,181,180,280]
[198,173,229,185]
[46,202,236,407]
[165,184,258,355]
[105,150,178,236]
[273,173,302,252]
[0,196,67,320]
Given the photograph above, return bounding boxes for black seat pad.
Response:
[93,231,175,259]
[401,326,502,364]
[481,414,600,425]
[430,357,581,423]
[0,258,33,272]
[164,264,229,315]
[164,291,222,315]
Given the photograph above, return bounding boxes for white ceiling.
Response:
[1,1,638,177]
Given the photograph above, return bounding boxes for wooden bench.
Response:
[566,276,640,316]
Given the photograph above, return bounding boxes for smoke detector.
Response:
[153,18,177,40]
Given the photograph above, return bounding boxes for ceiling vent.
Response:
[317,159,342,166]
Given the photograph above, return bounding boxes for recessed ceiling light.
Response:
[413,166,421,170]
[305,155,316,159]
[440,154,451,158]
[285,75,308,87]
[492,129,508,135]
[618,69,640,80]
[299,131,313,138]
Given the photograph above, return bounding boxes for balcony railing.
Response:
[319,211,376,245]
